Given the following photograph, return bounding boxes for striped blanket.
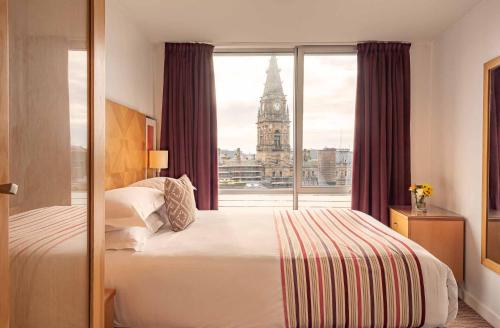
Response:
[9,206,88,328]
[9,206,87,258]
[274,208,426,328]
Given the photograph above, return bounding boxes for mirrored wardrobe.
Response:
[0,0,105,327]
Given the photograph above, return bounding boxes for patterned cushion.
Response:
[163,175,197,231]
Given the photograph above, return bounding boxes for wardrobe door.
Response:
[0,1,9,327]
[7,0,91,327]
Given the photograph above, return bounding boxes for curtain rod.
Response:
[159,41,411,48]
[212,41,357,48]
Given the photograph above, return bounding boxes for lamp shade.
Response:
[149,150,168,169]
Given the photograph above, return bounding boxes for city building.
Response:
[336,148,353,186]
[219,148,264,188]
[71,146,87,191]
[318,148,337,185]
[256,56,293,187]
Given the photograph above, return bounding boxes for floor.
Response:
[449,301,493,328]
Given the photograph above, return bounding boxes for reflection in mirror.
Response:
[488,65,500,265]
[8,0,90,327]
[69,49,89,206]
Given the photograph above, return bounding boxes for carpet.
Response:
[448,300,493,328]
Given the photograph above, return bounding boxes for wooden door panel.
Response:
[0,0,9,326]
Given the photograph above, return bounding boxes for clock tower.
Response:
[256,56,292,185]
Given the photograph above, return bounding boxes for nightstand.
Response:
[389,206,465,283]
[104,288,116,328]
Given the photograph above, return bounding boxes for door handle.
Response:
[0,183,18,195]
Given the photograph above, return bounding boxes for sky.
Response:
[68,50,88,148]
[214,54,357,154]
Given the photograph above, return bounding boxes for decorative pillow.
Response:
[129,177,166,193]
[163,175,197,231]
[105,227,153,252]
[105,187,165,231]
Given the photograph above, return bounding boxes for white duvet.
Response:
[105,208,458,328]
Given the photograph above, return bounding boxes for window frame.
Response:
[214,45,357,209]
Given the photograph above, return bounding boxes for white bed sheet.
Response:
[105,208,458,328]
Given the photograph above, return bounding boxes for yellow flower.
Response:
[410,183,433,196]
[422,183,433,196]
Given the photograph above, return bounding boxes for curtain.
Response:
[489,67,500,210]
[160,43,218,210]
[351,42,412,225]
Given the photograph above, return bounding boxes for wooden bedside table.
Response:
[104,288,116,328]
[389,206,465,283]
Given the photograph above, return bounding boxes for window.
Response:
[68,50,88,205]
[215,47,357,209]
[273,130,281,150]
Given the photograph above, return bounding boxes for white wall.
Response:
[410,43,433,182]
[426,0,500,326]
[106,0,154,117]
[153,43,165,145]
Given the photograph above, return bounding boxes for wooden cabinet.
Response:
[389,206,465,283]
[104,289,116,328]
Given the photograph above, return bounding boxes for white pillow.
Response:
[129,177,197,191]
[129,178,172,224]
[105,227,152,252]
[105,187,165,230]
[144,212,165,232]
[156,204,169,224]
[129,177,166,193]
[106,212,164,233]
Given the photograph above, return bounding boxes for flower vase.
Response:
[413,196,428,212]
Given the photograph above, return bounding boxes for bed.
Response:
[103,101,457,327]
[105,207,458,328]
[9,206,89,328]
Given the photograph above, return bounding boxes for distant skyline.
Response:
[214,54,357,154]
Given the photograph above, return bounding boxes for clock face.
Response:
[273,103,281,111]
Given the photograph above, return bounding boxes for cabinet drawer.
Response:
[390,211,409,237]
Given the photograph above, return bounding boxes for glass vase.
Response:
[413,195,428,212]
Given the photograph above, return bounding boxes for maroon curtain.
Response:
[160,43,218,210]
[351,42,412,225]
[489,67,500,210]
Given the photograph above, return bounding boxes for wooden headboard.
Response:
[105,100,147,190]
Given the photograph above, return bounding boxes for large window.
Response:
[215,47,357,209]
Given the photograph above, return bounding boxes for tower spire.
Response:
[263,55,284,97]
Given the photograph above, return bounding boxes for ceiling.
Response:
[116,0,481,44]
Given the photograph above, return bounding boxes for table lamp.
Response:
[149,150,168,177]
